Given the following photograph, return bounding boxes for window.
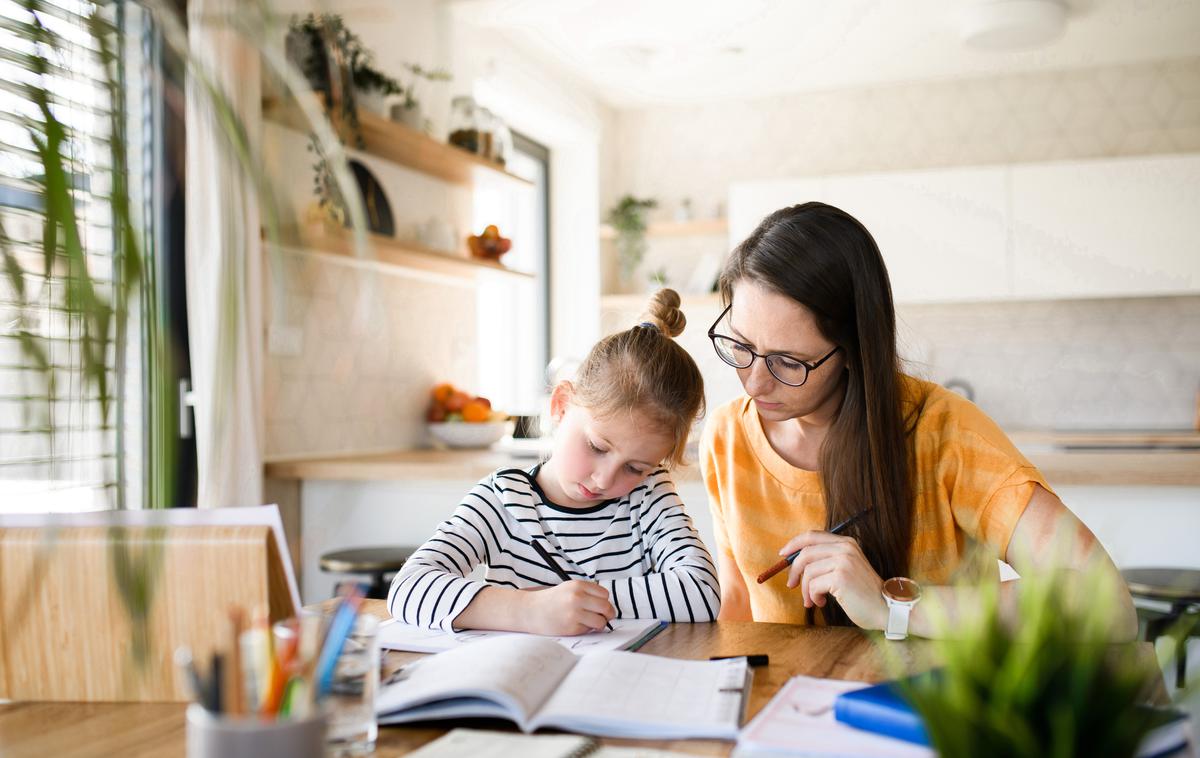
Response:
[0,0,188,511]
[472,130,550,416]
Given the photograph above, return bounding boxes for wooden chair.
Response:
[0,523,296,702]
[1121,567,1200,690]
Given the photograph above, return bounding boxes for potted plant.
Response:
[389,62,452,132]
[285,15,402,140]
[896,564,1177,757]
[605,194,658,291]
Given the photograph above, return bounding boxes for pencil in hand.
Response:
[531,539,614,632]
[756,508,873,584]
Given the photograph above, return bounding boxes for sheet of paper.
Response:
[735,675,933,758]
[536,651,747,739]
[0,504,301,612]
[378,618,664,655]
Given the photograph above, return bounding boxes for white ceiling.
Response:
[450,0,1200,108]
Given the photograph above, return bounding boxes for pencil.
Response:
[531,539,614,632]
[756,508,874,584]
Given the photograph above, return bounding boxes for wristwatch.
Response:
[882,577,922,640]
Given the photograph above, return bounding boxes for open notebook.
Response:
[376,635,749,739]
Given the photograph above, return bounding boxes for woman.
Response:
[700,202,1136,639]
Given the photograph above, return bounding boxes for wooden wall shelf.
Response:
[271,226,534,282]
[262,96,533,189]
[599,218,729,240]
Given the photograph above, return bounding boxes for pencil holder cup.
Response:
[186,704,327,758]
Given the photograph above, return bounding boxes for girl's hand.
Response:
[522,580,615,636]
[781,531,887,631]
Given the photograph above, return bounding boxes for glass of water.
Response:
[326,614,380,756]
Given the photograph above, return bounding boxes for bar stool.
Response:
[1121,567,1200,689]
[320,546,415,600]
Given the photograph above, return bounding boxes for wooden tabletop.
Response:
[0,600,1164,758]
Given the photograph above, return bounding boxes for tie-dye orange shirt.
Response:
[700,375,1051,625]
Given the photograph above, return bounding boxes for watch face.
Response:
[883,577,921,603]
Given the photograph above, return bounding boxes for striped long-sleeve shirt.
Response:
[387,464,721,632]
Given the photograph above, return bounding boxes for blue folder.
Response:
[834,675,1191,758]
[833,679,930,746]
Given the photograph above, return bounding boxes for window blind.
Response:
[0,0,129,512]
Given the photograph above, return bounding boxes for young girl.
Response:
[389,289,720,636]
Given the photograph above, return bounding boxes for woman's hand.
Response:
[781,531,887,631]
[521,580,616,636]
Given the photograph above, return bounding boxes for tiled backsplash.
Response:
[897,295,1200,430]
[264,250,478,459]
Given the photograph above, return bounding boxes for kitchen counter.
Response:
[264,443,1200,487]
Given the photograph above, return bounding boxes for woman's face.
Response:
[725,280,847,423]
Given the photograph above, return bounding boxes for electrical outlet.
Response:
[268,324,303,356]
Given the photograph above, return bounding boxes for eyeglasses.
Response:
[707,304,841,387]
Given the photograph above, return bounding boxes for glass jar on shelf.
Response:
[448,95,480,154]
[477,107,497,161]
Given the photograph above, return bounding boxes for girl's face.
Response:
[726,280,848,424]
[540,386,674,509]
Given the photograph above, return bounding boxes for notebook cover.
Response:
[833,680,930,746]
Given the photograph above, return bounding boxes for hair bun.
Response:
[640,288,686,339]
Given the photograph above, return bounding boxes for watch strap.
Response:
[885,601,911,640]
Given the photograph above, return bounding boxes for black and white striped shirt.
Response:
[388,464,721,632]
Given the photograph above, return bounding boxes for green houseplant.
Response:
[286,14,401,144]
[895,567,1173,757]
[605,194,657,289]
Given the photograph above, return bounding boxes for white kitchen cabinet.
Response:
[825,168,1009,303]
[728,177,827,250]
[1010,154,1200,299]
[728,154,1200,303]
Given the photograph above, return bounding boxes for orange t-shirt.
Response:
[699,375,1051,624]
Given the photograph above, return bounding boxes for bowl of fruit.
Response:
[467,225,512,262]
[426,382,510,449]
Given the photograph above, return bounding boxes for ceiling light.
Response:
[960,0,1067,50]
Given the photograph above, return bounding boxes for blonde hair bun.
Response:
[640,288,686,339]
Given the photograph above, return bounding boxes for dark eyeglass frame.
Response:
[707,304,841,387]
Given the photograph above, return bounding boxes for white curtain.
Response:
[184,0,264,508]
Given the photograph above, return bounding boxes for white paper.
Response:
[0,504,301,613]
[377,617,665,655]
[735,675,933,758]
[536,651,747,739]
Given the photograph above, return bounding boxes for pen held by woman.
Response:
[756,508,874,584]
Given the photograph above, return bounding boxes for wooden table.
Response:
[0,600,1163,757]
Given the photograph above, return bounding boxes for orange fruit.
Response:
[445,391,471,413]
[431,383,455,404]
[462,399,491,423]
[474,396,492,410]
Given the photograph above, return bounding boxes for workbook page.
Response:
[534,651,747,739]
[375,636,578,726]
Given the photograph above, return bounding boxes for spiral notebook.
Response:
[407,728,701,758]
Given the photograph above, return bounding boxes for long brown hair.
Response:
[719,202,916,625]
[572,288,705,467]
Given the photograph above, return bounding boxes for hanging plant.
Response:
[286,14,402,147]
